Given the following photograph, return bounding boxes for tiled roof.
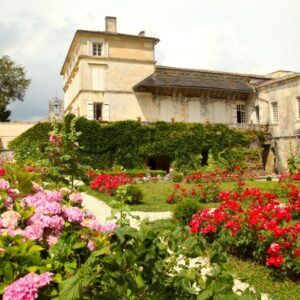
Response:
[133,66,262,94]
[77,30,160,44]
[256,72,300,88]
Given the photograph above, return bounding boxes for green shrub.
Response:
[172,172,184,182]
[10,117,262,171]
[115,184,144,204]
[173,197,202,224]
[8,122,53,164]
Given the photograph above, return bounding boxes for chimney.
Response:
[105,16,117,33]
[139,31,145,36]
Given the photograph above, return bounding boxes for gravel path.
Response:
[81,192,172,227]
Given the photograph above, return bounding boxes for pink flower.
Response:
[23,224,44,240]
[87,240,96,251]
[7,189,19,200]
[3,272,53,300]
[0,211,21,229]
[46,231,61,247]
[100,223,117,232]
[0,179,10,190]
[69,193,83,204]
[63,207,84,223]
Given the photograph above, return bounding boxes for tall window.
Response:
[255,105,260,123]
[271,101,278,123]
[94,103,103,120]
[237,104,246,123]
[92,43,102,56]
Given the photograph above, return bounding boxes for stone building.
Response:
[61,16,300,173]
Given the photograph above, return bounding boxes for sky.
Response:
[1,0,300,121]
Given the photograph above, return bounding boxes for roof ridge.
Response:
[156,65,268,79]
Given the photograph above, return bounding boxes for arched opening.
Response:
[201,149,209,166]
[147,156,171,172]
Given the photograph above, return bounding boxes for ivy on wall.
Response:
[9,116,262,171]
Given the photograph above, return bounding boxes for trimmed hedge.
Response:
[9,116,262,171]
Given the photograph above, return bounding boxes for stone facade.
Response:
[61,16,300,174]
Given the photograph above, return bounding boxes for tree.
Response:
[0,55,31,107]
[0,104,11,121]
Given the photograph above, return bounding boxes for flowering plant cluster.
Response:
[90,172,133,195]
[279,170,300,182]
[185,168,257,184]
[167,182,221,204]
[0,164,117,299]
[0,164,259,299]
[189,187,300,278]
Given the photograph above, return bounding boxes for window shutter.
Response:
[88,41,92,56]
[231,103,237,124]
[87,102,94,120]
[103,43,109,57]
[91,67,105,91]
[102,104,110,121]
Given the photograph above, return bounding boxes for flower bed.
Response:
[185,168,257,183]
[90,172,132,195]
[189,186,300,279]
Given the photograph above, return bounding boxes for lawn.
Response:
[81,179,295,212]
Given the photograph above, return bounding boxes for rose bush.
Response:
[189,186,300,279]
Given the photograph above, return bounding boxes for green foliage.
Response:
[0,55,31,106]
[11,117,262,172]
[8,122,53,163]
[115,184,144,204]
[172,172,184,182]
[0,104,11,121]
[43,117,83,189]
[173,197,202,224]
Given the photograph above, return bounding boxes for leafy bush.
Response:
[173,197,202,224]
[115,184,144,204]
[172,172,184,182]
[8,122,53,163]
[10,116,262,172]
[189,186,300,279]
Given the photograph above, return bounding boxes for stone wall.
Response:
[0,122,37,150]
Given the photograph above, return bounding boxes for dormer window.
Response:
[92,43,102,56]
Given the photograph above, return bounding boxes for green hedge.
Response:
[98,169,167,177]
[9,116,262,171]
[8,122,53,164]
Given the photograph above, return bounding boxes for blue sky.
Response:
[1,0,300,121]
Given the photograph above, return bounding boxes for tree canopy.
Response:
[0,55,31,107]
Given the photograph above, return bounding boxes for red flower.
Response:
[266,255,284,268]
[267,243,281,254]
[0,168,6,176]
[24,166,34,172]
[293,249,300,256]
[87,169,95,177]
